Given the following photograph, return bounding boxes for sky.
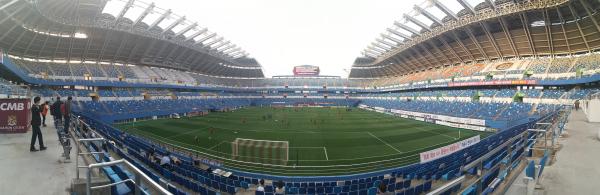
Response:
[132,0,430,77]
[105,0,477,77]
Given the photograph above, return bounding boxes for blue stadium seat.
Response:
[367,187,377,195]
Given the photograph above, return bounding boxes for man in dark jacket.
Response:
[62,96,72,131]
[30,96,46,152]
[51,96,63,122]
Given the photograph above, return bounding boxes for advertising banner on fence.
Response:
[389,109,486,126]
[0,98,31,134]
[447,80,537,87]
[419,135,480,163]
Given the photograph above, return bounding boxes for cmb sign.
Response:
[0,99,31,134]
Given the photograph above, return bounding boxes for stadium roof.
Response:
[0,0,264,78]
[350,0,600,78]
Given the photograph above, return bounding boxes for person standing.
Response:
[61,96,72,131]
[51,96,63,122]
[30,96,46,152]
[41,101,49,127]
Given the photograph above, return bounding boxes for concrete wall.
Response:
[582,99,600,122]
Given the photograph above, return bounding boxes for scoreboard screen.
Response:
[293,65,320,76]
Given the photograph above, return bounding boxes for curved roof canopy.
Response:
[0,0,264,78]
[350,0,600,78]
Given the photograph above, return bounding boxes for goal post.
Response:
[232,138,289,165]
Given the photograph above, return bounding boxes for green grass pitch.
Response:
[116,107,491,176]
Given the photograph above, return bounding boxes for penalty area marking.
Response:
[367,132,403,154]
[288,146,330,161]
[289,146,325,149]
[208,141,226,150]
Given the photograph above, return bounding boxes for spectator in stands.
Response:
[41,101,49,127]
[51,96,63,122]
[61,96,73,131]
[160,153,171,169]
[378,182,388,194]
[171,156,182,166]
[148,146,156,162]
[256,179,265,192]
[81,123,89,136]
[140,150,147,159]
[275,180,285,194]
[101,141,109,152]
[108,140,116,149]
[30,96,46,152]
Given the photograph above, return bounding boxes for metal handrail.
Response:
[74,135,106,180]
[90,178,135,190]
[71,115,172,195]
[461,130,526,172]
[0,83,31,98]
[430,110,561,194]
[425,175,466,195]
[85,159,172,195]
[586,91,600,100]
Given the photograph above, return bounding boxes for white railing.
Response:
[586,91,600,100]
[71,116,172,195]
[0,83,31,98]
[85,159,172,195]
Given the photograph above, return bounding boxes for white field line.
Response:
[323,147,329,160]
[165,128,207,139]
[208,141,226,150]
[289,146,326,149]
[367,132,403,153]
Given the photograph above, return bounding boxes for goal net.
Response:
[231,138,289,165]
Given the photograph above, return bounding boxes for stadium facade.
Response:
[0,0,599,194]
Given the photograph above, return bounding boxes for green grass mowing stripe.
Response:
[165,127,207,139]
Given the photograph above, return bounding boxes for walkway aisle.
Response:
[539,110,600,195]
[0,120,77,195]
[506,110,600,195]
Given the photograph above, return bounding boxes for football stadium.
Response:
[0,0,600,194]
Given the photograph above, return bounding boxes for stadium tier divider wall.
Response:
[3,51,600,91]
